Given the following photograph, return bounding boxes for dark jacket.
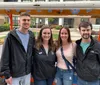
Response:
[33,46,56,80]
[76,37,100,81]
[0,29,35,79]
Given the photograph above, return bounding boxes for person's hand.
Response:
[5,77,12,85]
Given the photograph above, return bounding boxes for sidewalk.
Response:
[0,31,9,38]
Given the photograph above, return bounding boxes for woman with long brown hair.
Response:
[55,26,76,85]
[32,25,56,85]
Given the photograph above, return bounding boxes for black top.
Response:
[0,29,35,79]
[76,36,100,81]
[32,46,56,80]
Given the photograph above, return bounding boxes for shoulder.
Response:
[28,30,35,39]
[72,42,76,48]
[6,29,16,39]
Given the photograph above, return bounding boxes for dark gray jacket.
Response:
[33,45,56,80]
[76,37,100,82]
[0,29,35,79]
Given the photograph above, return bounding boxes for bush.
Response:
[55,25,62,30]
[0,23,10,32]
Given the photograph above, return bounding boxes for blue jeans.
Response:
[77,77,100,85]
[34,78,54,85]
[55,67,73,85]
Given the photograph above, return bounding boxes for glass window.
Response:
[49,0,60,2]
[4,0,18,2]
[13,16,18,26]
[22,0,33,1]
[90,0,100,1]
[64,18,74,28]
[63,0,85,1]
[35,0,45,1]
[81,18,89,22]
[96,18,100,24]
[48,18,59,25]
[5,17,9,23]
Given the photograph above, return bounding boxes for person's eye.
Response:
[23,19,26,21]
[82,30,85,32]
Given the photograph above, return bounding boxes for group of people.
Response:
[0,12,100,85]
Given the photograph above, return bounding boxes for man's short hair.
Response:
[20,12,30,17]
[79,21,93,30]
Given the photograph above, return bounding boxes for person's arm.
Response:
[0,34,11,79]
[72,42,77,67]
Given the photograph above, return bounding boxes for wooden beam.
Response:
[0,9,100,16]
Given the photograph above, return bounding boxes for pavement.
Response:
[0,31,9,38]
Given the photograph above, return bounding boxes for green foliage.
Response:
[48,18,54,23]
[13,24,18,26]
[55,25,62,30]
[31,18,36,28]
[0,23,10,32]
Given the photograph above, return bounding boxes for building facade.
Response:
[0,0,100,28]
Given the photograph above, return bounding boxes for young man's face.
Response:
[18,16,31,30]
[79,26,92,39]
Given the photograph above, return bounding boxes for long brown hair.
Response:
[56,26,72,50]
[36,25,55,51]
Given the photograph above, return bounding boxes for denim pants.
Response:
[55,67,73,85]
[34,78,54,85]
[7,73,31,85]
[77,77,100,85]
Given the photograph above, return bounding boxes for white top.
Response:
[56,42,76,69]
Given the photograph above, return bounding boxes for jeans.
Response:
[34,78,54,85]
[55,67,73,85]
[77,77,100,85]
[7,73,31,85]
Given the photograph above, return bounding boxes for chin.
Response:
[24,28,29,30]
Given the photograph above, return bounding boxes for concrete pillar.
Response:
[0,0,3,2]
[18,0,21,2]
[59,18,63,26]
[89,18,96,24]
[0,16,5,24]
[60,0,63,2]
[36,18,39,28]
[45,0,48,2]
[33,0,35,2]
[45,18,48,25]
[74,18,80,29]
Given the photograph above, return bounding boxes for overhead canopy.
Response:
[0,1,100,9]
[0,1,100,30]
[0,1,100,17]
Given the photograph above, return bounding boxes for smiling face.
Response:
[18,16,31,30]
[78,22,92,40]
[79,26,92,40]
[42,28,51,42]
[60,28,69,43]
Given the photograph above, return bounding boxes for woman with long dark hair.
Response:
[55,26,76,85]
[32,25,56,85]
